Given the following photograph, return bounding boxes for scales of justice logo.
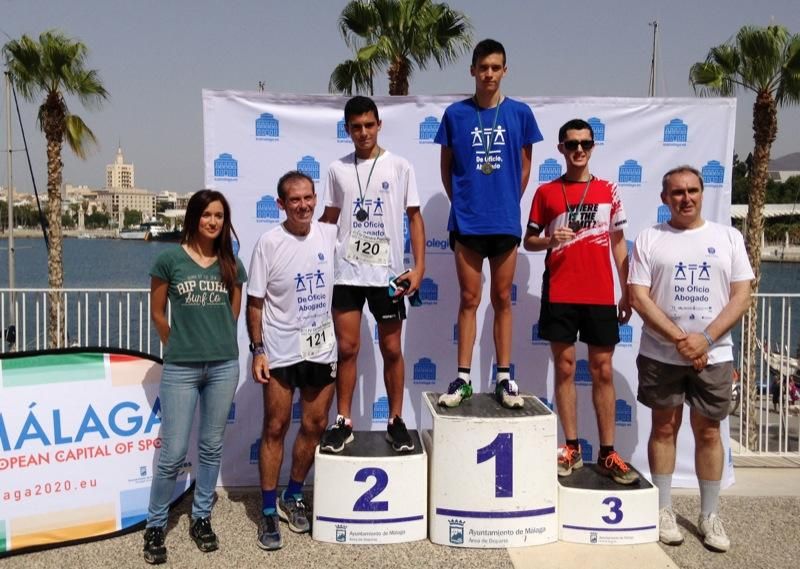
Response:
[471,124,506,172]
[674,261,711,284]
[295,270,326,294]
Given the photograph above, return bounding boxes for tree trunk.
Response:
[387,58,410,96]
[43,96,66,348]
[742,92,777,450]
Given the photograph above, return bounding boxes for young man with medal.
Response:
[246,171,338,550]
[524,118,639,485]
[434,38,543,409]
[319,96,426,454]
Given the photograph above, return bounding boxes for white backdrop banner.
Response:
[202,91,737,488]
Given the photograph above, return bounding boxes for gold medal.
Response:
[481,162,494,175]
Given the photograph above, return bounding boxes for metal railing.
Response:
[2,288,798,457]
[0,288,164,358]
[734,293,800,457]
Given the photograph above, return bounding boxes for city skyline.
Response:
[2,0,799,194]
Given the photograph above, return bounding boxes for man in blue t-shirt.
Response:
[434,38,543,409]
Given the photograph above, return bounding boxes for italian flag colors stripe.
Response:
[0,353,107,388]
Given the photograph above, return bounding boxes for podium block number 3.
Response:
[601,496,623,524]
[476,433,513,498]
[353,467,389,512]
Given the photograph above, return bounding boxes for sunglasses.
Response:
[562,139,595,151]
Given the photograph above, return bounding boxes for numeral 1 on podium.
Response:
[476,432,513,498]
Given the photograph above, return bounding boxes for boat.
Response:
[119,221,167,240]
[144,224,182,242]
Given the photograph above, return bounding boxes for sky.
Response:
[1,0,799,194]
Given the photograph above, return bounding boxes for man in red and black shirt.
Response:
[524,118,638,485]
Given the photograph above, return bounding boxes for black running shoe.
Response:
[320,415,354,453]
[386,416,414,452]
[189,516,219,552]
[143,526,167,565]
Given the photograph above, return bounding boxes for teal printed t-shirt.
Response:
[150,246,247,363]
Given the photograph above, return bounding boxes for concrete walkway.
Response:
[1,466,798,569]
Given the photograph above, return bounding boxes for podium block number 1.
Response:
[476,432,513,498]
[353,467,389,512]
[601,496,623,524]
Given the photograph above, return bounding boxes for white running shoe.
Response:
[658,506,684,545]
[697,513,730,552]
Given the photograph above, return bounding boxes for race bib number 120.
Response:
[345,231,390,266]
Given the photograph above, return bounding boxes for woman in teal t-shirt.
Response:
[142,190,247,564]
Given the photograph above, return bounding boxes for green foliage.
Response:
[330,0,472,95]
[85,211,109,229]
[123,208,143,228]
[3,30,108,158]
[9,204,42,227]
[61,211,75,228]
[690,25,800,104]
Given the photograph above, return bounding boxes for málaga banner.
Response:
[0,349,194,556]
[203,92,736,488]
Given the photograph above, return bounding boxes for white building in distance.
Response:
[106,146,135,189]
[97,147,156,222]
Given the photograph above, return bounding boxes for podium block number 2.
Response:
[476,433,513,498]
[353,467,389,512]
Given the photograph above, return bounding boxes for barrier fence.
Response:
[2,288,798,458]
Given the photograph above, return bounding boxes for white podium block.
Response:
[558,465,658,544]
[312,430,427,544]
[424,393,558,548]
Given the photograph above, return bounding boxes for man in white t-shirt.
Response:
[246,171,338,551]
[628,165,753,553]
[319,96,426,454]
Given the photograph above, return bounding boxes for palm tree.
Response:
[690,24,800,449]
[4,30,108,347]
[329,0,473,96]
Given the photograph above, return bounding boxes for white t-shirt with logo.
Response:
[324,150,420,286]
[628,220,754,365]
[248,221,338,368]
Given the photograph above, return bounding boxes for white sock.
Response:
[699,478,721,517]
[651,473,673,510]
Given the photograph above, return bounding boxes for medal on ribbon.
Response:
[474,96,502,176]
[560,176,593,234]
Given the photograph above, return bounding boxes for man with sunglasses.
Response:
[435,38,543,409]
[524,118,638,485]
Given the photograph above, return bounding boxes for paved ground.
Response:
[1,467,798,569]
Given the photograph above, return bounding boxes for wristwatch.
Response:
[249,342,265,356]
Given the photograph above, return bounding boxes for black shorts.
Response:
[449,231,520,259]
[332,285,406,322]
[270,360,337,390]
[538,302,619,346]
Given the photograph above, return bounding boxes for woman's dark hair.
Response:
[181,189,239,294]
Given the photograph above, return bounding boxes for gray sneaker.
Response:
[698,513,730,552]
[257,511,283,551]
[658,506,684,545]
[278,494,310,533]
[495,379,523,409]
